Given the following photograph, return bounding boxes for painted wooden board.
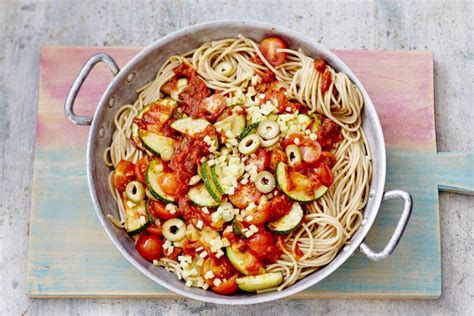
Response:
[26,47,473,299]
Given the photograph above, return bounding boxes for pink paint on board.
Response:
[334,50,436,148]
[36,47,435,149]
[37,47,140,147]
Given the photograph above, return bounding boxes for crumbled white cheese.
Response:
[185,280,193,287]
[202,207,209,214]
[204,270,215,279]
[196,220,203,230]
[213,278,222,287]
[199,251,208,258]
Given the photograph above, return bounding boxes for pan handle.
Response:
[359,190,413,261]
[64,53,120,126]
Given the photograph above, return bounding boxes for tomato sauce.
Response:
[317,117,343,150]
[173,63,210,118]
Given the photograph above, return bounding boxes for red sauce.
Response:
[317,117,343,150]
[262,85,301,114]
[174,63,210,118]
[249,55,276,83]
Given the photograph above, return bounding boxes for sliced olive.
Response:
[162,218,186,241]
[260,135,280,148]
[238,134,261,155]
[255,171,276,194]
[214,61,235,76]
[285,144,302,166]
[125,180,145,203]
[258,119,280,140]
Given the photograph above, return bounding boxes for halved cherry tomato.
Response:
[164,246,182,260]
[211,274,239,295]
[201,256,236,286]
[321,70,332,94]
[157,173,179,195]
[135,157,149,183]
[229,183,262,209]
[246,148,269,172]
[246,195,292,225]
[246,230,281,264]
[315,163,334,187]
[148,200,180,220]
[268,148,287,172]
[319,151,337,168]
[112,160,136,191]
[259,37,287,66]
[314,58,326,72]
[136,234,163,261]
[182,240,203,257]
[299,140,322,164]
[280,133,305,149]
[145,224,163,237]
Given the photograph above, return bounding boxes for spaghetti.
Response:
[104,35,371,294]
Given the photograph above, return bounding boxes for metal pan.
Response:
[64,20,412,305]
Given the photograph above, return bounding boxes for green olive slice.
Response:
[285,144,302,166]
[258,119,280,140]
[125,180,145,203]
[255,171,276,194]
[238,134,261,155]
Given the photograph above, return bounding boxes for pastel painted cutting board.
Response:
[27,46,473,299]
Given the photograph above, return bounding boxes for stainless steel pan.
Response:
[64,20,412,304]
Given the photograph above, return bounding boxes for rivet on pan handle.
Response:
[360,190,413,261]
[64,53,120,126]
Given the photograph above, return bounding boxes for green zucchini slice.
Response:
[267,203,304,234]
[146,160,176,203]
[236,272,283,292]
[188,183,220,207]
[275,162,328,202]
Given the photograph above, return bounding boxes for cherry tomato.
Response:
[246,230,281,264]
[145,224,163,237]
[268,148,287,172]
[321,70,332,94]
[259,37,287,66]
[280,133,305,149]
[182,240,203,257]
[201,256,236,286]
[229,183,262,209]
[246,148,269,172]
[112,160,136,191]
[319,151,337,168]
[157,173,179,195]
[164,246,182,260]
[211,274,239,295]
[315,163,334,187]
[134,157,149,183]
[136,234,163,261]
[148,200,180,220]
[299,140,322,164]
[314,58,326,72]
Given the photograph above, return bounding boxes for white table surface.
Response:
[0,0,473,315]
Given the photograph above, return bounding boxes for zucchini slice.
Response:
[267,203,304,234]
[214,113,246,137]
[238,122,259,141]
[226,247,265,276]
[236,272,283,292]
[124,200,153,236]
[138,130,175,157]
[171,117,210,136]
[146,160,176,203]
[131,99,177,149]
[188,183,220,207]
[275,162,328,202]
[201,161,222,203]
[211,164,225,195]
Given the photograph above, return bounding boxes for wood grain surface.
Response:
[25,46,472,300]
[1,1,473,315]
